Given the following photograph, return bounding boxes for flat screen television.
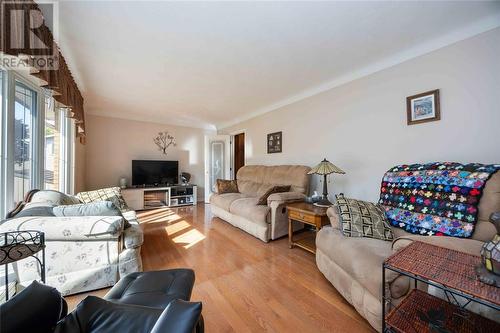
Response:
[132,160,179,186]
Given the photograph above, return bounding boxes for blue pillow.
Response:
[53,201,131,228]
[53,201,121,217]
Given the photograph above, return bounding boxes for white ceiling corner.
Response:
[51,1,500,130]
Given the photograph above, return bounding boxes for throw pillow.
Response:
[216,179,239,194]
[257,185,291,205]
[53,201,131,228]
[77,187,129,212]
[335,194,394,241]
[30,190,81,206]
[15,203,56,217]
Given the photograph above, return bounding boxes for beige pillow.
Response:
[216,179,239,194]
[257,185,291,205]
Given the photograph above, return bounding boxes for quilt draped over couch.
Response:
[379,162,500,238]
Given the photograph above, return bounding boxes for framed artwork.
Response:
[267,131,282,154]
[406,89,440,125]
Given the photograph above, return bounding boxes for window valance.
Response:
[0,0,85,140]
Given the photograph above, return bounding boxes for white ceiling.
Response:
[52,1,500,130]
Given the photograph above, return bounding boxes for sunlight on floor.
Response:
[141,212,183,224]
[172,228,206,249]
[165,220,191,235]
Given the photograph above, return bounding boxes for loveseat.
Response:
[316,170,499,332]
[0,188,143,297]
[210,165,310,242]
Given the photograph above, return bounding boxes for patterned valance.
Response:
[0,0,85,140]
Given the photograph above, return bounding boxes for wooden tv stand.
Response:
[122,185,197,211]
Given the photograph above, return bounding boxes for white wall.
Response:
[221,28,500,202]
[85,115,214,201]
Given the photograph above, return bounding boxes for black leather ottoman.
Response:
[105,269,195,309]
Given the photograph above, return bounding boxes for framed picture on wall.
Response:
[406,89,440,125]
[267,131,282,154]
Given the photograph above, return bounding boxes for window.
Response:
[44,96,60,190]
[13,81,37,204]
[0,70,77,217]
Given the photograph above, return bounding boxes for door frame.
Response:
[228,129,246,180]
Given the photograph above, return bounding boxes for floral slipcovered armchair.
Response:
[0,188,143,297]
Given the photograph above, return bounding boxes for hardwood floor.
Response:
[66,204,375,332]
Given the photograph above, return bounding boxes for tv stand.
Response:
[122,185,197,211]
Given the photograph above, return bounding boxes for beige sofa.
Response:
[316,171,499,332]
[210,165,310,242]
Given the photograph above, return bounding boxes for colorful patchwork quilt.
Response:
[379,162,500,238]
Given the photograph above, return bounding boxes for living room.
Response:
[0,1,499,332]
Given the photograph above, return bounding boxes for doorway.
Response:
[233,133,245,177]
[204,135,231,203]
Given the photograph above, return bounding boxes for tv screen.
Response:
[132,160,179,186]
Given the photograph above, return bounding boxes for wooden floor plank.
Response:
[66,204,375,332]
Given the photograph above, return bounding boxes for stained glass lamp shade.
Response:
[308,158,345,207]
[481,234,500,275]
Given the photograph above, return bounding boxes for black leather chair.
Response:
[0,269,204,333]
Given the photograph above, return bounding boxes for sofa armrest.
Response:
[54,296,163,333]
[123,224,144,249]
[326,207,340,229]
[150,300,203,333]
[0,216,124,241]
[266,192,305,206]
[392,234,484,256]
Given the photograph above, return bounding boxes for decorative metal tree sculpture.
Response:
[154,131,176,155]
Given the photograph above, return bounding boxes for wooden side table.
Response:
[286,202,329,254]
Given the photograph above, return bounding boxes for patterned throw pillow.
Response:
[77,187,129,212]
[335,194,394,241]
[257,185,291,205]
[216,179,239,194]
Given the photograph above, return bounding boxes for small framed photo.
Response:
[406,89,440,125]
[267,131,282,154]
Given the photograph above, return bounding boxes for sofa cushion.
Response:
[236,165,311,195]
[229,198,271,225]
[257,185,291,205]
[335,194,393,241]
[209,193,247,211]
[316,226,403,299]
[216,179,239,194]
[392,234,485,256]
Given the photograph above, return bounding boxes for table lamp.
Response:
[308,158,345,207]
